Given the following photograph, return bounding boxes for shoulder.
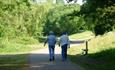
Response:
[60,35,63,38]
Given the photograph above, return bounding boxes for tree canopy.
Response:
[79,0,115,35]
[0,0,51,39]
[1,0,115,40]
[42,4,83,35]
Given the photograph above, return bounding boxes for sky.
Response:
[33,0,83,5]
[64,0,83,5]
[77,0,83,5]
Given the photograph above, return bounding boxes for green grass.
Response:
[0,37,43,54]
[69,31,94,40]
[68,31,115,70]
[0,36,44,70]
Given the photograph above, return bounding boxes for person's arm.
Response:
[54,36,57,45]
[44,38,48,46]
[58,37,61,47]
[58,41,60,47]
[67,36,70,48]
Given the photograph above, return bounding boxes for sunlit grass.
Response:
[0,37,42,54]
[88,32,115,53]
[69,31,115,54]
[68,31,115,70]
[69,31,94,40]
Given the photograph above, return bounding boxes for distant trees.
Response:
[42,4,83,35]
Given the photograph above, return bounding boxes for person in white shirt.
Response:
[59,32,70,61]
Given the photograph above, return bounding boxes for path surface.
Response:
[28,46,84,70]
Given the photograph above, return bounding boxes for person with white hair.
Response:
[44,31,56,61]
[59,32,70,61]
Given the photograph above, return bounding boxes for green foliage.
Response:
[68,31,115,70]
[43,4,82,35]
[0,0,51,38]
[0,0,51,51]
[56,0,64,4]
[79,0,115,35]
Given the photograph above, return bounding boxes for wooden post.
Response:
[85,41,88,55]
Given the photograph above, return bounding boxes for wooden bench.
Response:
[82,41,88,55]
[70,39,91,55]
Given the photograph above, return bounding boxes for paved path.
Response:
[28,46,85,70]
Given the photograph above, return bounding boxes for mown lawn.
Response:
[68,31,115,70]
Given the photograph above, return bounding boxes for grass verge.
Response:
[68,31,115,70]
[0,36,44,70]
[0,37,43,54]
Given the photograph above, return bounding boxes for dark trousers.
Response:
[48,45,55,60]
[61,44,68,61]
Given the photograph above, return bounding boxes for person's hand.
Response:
[44,39,47,47]
[58,44,60,47]
[68,44,70,48]
[44,43,46,47]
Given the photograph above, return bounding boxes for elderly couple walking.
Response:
[44,31,70,61]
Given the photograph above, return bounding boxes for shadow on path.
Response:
[28,48,85,70]
[0,54,28,70]
[0,48,84,70]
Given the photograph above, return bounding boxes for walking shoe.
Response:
[52,56,55,61]
[49,59,52,61]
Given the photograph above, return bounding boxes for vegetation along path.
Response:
[28,46,85,70]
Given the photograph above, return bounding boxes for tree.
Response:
[42,4,82,35]
[0,0,51,38]
[79,0,115,35]
[66,0,77,3]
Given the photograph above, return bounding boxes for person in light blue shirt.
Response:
[59,32,70,61]
[44,31,56,61]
